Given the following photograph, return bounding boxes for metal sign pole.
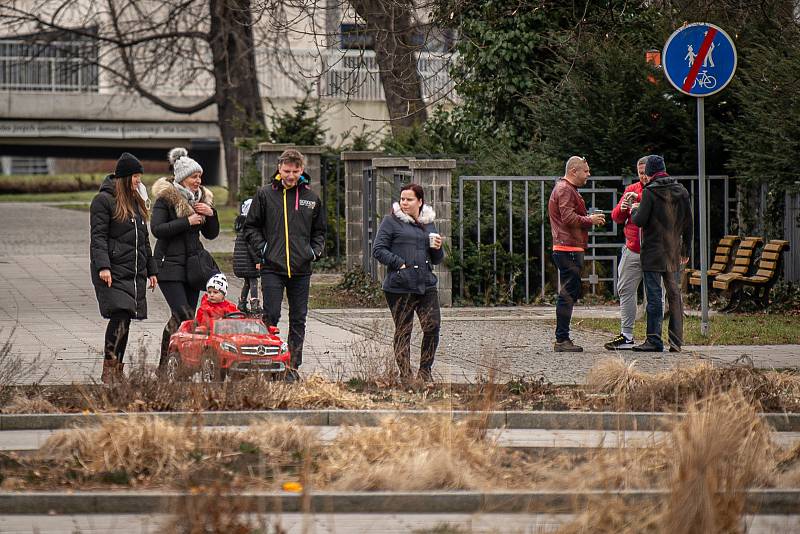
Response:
[663,22,736,338]
[697,97,710,336]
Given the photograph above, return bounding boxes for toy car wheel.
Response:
[165,352,183,383]
[200,351,224,382]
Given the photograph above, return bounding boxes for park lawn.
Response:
[0,191,97,202]
[572,314,800,345]
[0,175,230,206]
[307,283,382,308]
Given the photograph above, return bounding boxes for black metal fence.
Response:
[455,174,733,304]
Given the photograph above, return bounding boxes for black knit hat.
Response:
[644,155,666,176]
[114,152,144,178]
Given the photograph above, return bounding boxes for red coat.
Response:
[195,293,239,328]
[611,181,644,254]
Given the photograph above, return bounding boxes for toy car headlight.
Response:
[280,341,288,353]
[220,341,238,354]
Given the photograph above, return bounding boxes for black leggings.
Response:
[159,281,200,366]
[385,289,441,379]
[105,311,132,362]
[240,277,259,302]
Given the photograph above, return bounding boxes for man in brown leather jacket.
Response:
[547,156,606,352]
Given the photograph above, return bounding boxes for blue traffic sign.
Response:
[662,23,737,97]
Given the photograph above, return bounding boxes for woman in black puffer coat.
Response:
[372,183,445,384]
[90,152,158,384]
[150,147,219,367]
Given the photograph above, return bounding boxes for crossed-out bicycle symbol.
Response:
[683,70,717,89]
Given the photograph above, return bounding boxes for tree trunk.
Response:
[209,0,265,205]
[352,0,428,135]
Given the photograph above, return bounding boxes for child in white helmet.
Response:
[195,273,239,329]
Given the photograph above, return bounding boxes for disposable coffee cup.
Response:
[429,233,441,247]
[589,208,605,225]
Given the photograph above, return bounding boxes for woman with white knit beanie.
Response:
[150,147,220,368]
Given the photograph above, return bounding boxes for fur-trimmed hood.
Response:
[151,176,214,218]
[392,202,436,225]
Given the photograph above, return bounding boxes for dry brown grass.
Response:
[663,391,773,533]
[70,371,371,413]
[0,328,50,404]
[557,390,776,534]
[586,356,800,411]
[3,393,58,414]
[36,416,319,486]
[315,416,501,491]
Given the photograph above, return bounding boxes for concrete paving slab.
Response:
[0,513,797,534]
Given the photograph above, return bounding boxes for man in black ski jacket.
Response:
[631,155,693,353]
[244,149,326,380]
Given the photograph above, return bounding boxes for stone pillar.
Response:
[371,158,413,281]
[410,159,456,307]
[372,157,413,220]
[342,151,384,270]
[254,143,324,196]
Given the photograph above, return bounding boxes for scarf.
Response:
[174,181,201,207]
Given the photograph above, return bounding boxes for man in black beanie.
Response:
[631,155,692,352]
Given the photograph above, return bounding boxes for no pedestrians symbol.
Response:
[663,23,737,97]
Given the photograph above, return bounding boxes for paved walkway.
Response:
[0,203,363,383]
[0,202,797,385]
[0,513,797,534]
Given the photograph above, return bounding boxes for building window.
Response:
[339,23,374,50]
[0,32,99,92]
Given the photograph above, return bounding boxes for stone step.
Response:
[3,425,799,455]
[4,409,800,432]
[0,489,798,516]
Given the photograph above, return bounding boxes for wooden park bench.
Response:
[687,234,741,288]
[713,239,790,310]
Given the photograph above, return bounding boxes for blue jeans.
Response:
[643,271,683,350]
[552,252,584,342]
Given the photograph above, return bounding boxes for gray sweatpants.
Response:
[617,246,664,337]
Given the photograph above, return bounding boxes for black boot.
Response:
[159,327,171,368]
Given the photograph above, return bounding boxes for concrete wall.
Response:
[254,143,324,198]
[266,98,390,147]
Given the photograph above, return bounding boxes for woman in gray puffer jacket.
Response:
[372,183,444,384]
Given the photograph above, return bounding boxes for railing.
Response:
[0,40,99,92]
[256,48,456,102]
[0,39,456,103]
[456,175,734,304]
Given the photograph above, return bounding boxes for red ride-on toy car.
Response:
[165,312,290,382]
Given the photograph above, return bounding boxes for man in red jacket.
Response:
[548,156,606,352]
[604,157,664,350]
